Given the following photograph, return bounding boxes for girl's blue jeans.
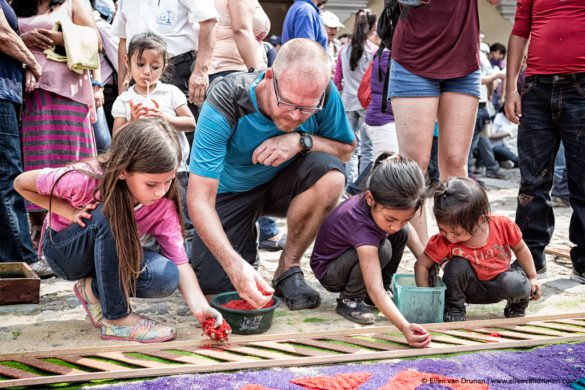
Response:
[42,204,179,320]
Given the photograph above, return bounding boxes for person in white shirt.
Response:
[112,0,218,107]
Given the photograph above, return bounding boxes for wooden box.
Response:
[0,262,40,305]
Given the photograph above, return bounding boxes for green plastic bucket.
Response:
[210,291,280,335]
[392,274,446,324]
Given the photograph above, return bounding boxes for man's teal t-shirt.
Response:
[189,71,354,194]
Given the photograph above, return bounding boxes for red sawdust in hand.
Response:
[257,285,272,296]
[202,318,231,342]
[222,299,275,311]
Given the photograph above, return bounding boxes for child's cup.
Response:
[132,95,157,109]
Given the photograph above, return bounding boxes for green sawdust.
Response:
[44,358,95,372]
[165,349,221,362]
[303,317,327,323]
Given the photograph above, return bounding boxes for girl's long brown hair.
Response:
[48,119,183,303]
[99,119,183,300]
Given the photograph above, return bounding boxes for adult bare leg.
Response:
[274,170,345,278]
[391,96,440,244]
[436,92,479,179]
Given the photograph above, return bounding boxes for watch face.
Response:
[304,134,313,149]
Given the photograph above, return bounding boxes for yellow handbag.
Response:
[43,20,99,74]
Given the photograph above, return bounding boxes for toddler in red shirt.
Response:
[415,177,541,322]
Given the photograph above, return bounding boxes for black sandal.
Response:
[272,266,321,310]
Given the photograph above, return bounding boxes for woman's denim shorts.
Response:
[388,59,480,99]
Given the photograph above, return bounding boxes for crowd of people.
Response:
[1,0,584,348]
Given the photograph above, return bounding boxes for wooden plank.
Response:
[218,345,292,360]
[0,364,39,379]
[471,328,545,340]
[497,325,567,337]
[4,312,585,361]
[544,246,572,259]
[138,350,209,366]
[95,352,169,369]
[371,333,453,348]
[440,330,511,343]
[14,358,87,375]
[530,321,585,333]
[3,334,585,389]
[294,339,363,354]
[554,319,585,328]
[246,341,327,357]
[326,335,402,351]
[184,347,258,362]
[58,355,133,372]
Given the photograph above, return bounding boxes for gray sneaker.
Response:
[30,257,55,278]
[570,269,585,284]
[336,298,375,325]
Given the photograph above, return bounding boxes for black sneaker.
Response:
[444,308,466,322]
[504,299,529,318]
[336,298,375,325]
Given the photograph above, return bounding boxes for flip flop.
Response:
[258,233,287,251]
[74,278,103,328]
[272,266,321,310]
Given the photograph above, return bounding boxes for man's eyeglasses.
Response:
[272,73,325,115]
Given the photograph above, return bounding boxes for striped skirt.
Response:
[21,89,97,212]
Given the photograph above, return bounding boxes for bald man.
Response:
[187,39,356,310]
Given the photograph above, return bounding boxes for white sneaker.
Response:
[570,269,585,284]
[30,257,55,278]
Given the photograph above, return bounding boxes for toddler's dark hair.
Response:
[127,31,169,71]
[368,152,428,211]
[433,177,490,234]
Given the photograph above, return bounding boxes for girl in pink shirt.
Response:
[15,119,225,343]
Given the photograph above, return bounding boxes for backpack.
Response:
[358,60,373,109]
[376,0,413,112]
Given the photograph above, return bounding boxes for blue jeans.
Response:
[42,205,179,320]
[0,100,37,263]
[258,216,279,241]
[345,109,372,185]
[389,60,481,98]
[552,142,569,199]
[468,105,497,174]
[93,106,112,154]
[515,74,585,274]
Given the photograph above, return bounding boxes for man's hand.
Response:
[188,69,209,105]
[252,133,302,166]
[21,28,54,51]
[227,260,274,309]
[504,90,522,124]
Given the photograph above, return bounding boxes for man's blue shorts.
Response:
[388,60,481,99]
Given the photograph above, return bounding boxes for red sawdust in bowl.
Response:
[210,291,281,335]
[221,298,276,311]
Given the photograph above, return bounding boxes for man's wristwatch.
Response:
[299,132,313,156]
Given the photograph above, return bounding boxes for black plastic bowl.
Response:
[210,291,281,335]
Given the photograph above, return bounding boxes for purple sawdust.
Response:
[89,342,585,390]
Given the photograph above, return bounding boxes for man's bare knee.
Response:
[313,170,345,206]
